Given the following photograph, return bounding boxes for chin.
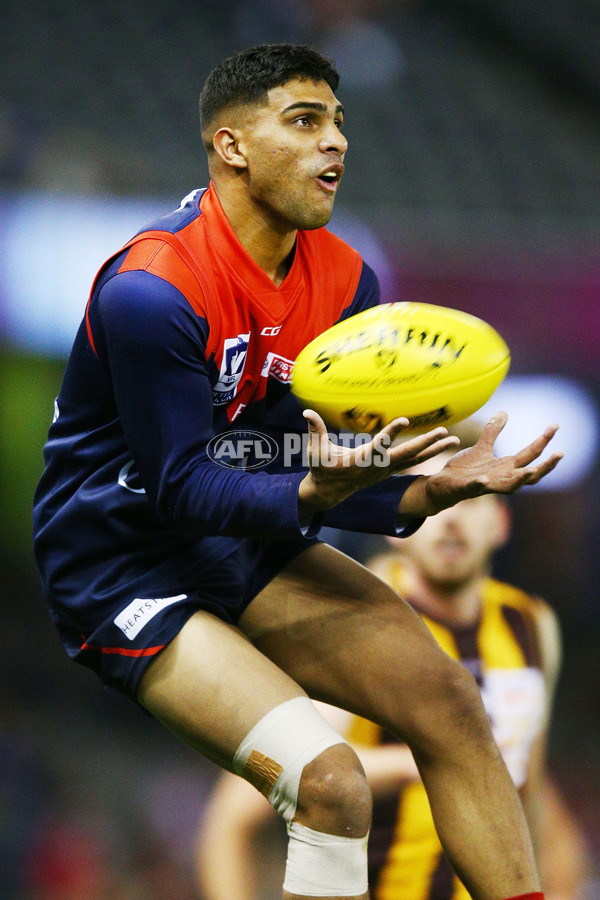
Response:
[292,196,336,230]
[294,210,333,231]
[430,567,469,589]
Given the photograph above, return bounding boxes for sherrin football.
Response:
[290,302,511,434]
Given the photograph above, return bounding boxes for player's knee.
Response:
[296,742,372,838]
[284,744,371,898]
[233,696,361,826]
[233,698,371,897]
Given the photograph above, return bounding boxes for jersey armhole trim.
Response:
[85,228,217,357]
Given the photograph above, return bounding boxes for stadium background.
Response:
[1,1,599,896]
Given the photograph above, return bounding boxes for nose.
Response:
[437,504,463,526]
[319,123,347,156]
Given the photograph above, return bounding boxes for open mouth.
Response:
[437,535,467,553]
[316,166,343,192]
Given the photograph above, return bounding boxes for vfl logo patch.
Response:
[213,333,250,405]
[114,594,187,640]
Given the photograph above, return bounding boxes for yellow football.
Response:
[291,302,510,433]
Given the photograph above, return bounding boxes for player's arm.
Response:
[531,776,592,900]
[519,599,562,852]
[311,702,421,796]
[92,270,310,539]
[521,602,591,899]
[298,409,562,524]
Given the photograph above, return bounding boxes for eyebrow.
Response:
[281,101,345,117]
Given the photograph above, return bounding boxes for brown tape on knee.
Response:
[243,749,283,799]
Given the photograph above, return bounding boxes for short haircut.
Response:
[199,43,339,144]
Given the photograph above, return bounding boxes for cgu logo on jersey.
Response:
[213,333,250,405]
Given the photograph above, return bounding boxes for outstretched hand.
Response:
[298,409,460,516]
[401,411,563,518]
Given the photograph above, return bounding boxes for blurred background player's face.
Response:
[240,77,347,231]
[400,493,508,589]
[394,451,509,590]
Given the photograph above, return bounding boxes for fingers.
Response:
[513,424,560,468]
[303,410,331,465]
[378,416,410,444]
[478,411,508,451]
[388,426,460,468]
[303,408,328,438]
[407,436,461,466]
[390,423,448,450]
[487,449,563,495]
[517,451,563,486]
[480,417,562,491]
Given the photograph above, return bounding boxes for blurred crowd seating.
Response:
[0,0,599,230]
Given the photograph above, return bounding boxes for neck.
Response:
[212,179,297,286]
[405,569,483,628]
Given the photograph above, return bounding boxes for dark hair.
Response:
[199,43,339,136]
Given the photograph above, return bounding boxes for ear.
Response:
[212,127,248,170]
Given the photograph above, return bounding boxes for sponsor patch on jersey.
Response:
[261,352,295,383]
[213,333,250,405]
[114,594,187,640]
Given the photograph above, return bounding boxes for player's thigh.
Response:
[238,542,463,740]
[136,609,306,770]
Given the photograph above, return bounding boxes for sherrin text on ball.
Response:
[291,302,511,433]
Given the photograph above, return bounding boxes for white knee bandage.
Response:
[232,696,347,823]
[284,821,369,897]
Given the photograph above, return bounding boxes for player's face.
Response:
[399,493,508,590]
[241,78,347,230]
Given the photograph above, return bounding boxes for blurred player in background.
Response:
[197,422,588,900]
[34,43,563,900]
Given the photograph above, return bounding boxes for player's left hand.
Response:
[401,411,563,518]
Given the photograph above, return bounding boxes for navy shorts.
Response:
[51,535,320,701]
